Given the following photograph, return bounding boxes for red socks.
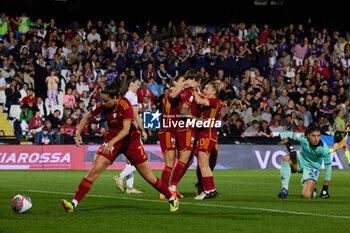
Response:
[202,176,215,192]
[152,177,173,199]
[169,161,186,187]
[161,166,173,186]
[74,178,93,203]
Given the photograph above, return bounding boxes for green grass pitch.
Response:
[1,169,350,233]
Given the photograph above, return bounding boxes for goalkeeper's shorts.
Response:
[295,154,320,185]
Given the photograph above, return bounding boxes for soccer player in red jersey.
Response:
[192,80,223,199]
[168,70,202,197]
[158,76,189,199]
[61,85,179,212]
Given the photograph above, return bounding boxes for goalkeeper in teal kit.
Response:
[278,124,331,199]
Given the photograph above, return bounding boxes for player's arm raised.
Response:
[75,111,93,147]
[169,79,188,99]
[194,91,210,106]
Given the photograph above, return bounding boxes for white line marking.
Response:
[25,189,350,219]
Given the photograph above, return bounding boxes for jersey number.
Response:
[308,169,318,178]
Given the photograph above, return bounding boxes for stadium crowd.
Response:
[0,13,349,144]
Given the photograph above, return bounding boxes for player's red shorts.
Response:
[197,137,218,157]
[97,138,148,165]
[159,131,177,154]
[176,129,196,152]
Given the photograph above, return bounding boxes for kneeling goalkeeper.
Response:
[278,123,331,199]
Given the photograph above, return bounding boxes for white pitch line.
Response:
[25,189,350,220]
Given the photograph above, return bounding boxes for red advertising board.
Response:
[0,145,166,170]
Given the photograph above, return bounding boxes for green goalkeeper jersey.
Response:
[280,131,332,180]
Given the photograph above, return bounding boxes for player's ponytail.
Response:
[209,80,223,97]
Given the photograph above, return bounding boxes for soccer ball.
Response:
[11,194,32,214]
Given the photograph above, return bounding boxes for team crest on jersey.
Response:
[191,136,195,144]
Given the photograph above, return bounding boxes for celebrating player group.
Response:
[61,69,332,214]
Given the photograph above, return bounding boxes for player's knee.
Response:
[87,168,101,180]
[145,175,156,184]
[302,192,313,199]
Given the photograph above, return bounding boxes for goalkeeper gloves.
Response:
[320,185,330,198]
[285,141,297,161]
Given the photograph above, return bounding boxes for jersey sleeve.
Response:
[89,102,102,117]
[129,94,138,106]
[322,145,332,181]
[120,99,133,121]
[279,130,306,143]
[208,98,219,108]
[180,89,194,107]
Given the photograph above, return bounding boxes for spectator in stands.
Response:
[18,83,29,103]
[63,87,76,109]
[28,109,44,136]
[293,37,309,66]
[137,80,155,103]
[1,60,15,81]
[243,120,260,137]
[46,69,59,107]
[88,118,106,137]
[258,120,273,137]
[142,62,157,82]
[147,77,161,98]
[281,114,294,131]
[19,104,33,137]
[65,74,77,91]
[76,75,89,96]
[60,117,77,143]
[105,62,118,84]
[34,96,47,119]
[294,118,307,133]
[272,55,284,80]
[247,108,262,125]
[317,94,332,121]
[37,127,53,145]
[299,104,313,127]
[278,88,290,106]
[62,107,73,124]
[0,70,6,107]
[156,62,171,82]
[5,79,20,112]
[46,109,62,132]
[20,88,36,108]
[87,26,101,44]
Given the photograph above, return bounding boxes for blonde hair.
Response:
[208,80,223,97]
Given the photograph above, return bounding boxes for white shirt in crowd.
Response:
[0,76,6,104]
[124,90,138,126]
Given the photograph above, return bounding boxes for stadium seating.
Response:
[9,105,21,120]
